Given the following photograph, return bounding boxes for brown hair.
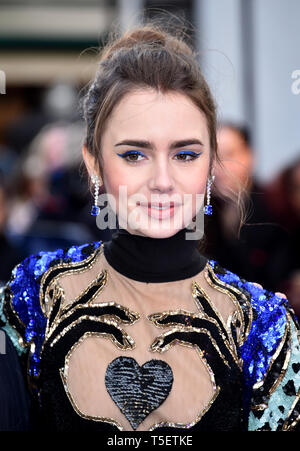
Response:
[82,23,219,175]
[81,20,248,246]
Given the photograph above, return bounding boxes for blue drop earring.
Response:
[203,175,215,215]
[91,174,100,216]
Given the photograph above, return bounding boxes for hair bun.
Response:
[101,25,191,60]
[120,28,166,46]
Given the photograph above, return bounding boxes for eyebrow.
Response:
[114,139,204,149]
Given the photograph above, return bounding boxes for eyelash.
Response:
[117,150,202,164]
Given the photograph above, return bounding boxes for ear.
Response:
[82,145,103,184]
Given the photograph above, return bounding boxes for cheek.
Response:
[102,163,125,193]
[102,162,143,204]
[187,176,207,194]
[179,171,208,220]
[180,167,208,196]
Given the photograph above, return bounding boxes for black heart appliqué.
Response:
[292,363,300,374]
[105,356,173,430]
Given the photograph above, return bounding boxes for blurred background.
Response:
[0,0,300,314]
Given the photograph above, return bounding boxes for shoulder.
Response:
[0,240,102,378]
[207,258,300,431]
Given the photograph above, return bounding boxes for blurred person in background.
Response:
[265,156,300,315]
[4,85,113,258]
[203,122,293,294]
[4,82,79,159]
[0,170,21,285]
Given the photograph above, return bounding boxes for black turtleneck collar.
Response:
[103,227,208,283]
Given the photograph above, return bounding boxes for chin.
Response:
[129,225,184,239]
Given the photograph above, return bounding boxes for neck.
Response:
[103,227,207,283]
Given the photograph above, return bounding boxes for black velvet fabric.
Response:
[104,227,208,283]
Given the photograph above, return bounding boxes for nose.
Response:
[148,157,174,193]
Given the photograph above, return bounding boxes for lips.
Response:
[137,201,179,209]
[136,201,180,219]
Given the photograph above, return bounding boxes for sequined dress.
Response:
[0,228,300,431]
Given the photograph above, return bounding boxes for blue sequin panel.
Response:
[5,241,102,378]
[208,260,288,386]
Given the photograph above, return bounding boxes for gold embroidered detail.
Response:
[251,403,268,411]
[204,262,252,346]
[43,281,66,340]
[252,315,291,397]
[148,388,221,431]
[59,332,124,430]
[150,325,231,367]
[192,281,231,335]
[148,309,227,334]
[147,331,220,430]
[61,269,108,312]
[150,369,220,431]
[39,243,104,317]
[43,296,140,350]
[49,315,136,349]
[148,308,240,366]
[44,270,108,342]
[269,321,292,398]
[191,281,242,369]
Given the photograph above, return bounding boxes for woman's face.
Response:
[84,89,211,239]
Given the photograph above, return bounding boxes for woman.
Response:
[0,24,299,432]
